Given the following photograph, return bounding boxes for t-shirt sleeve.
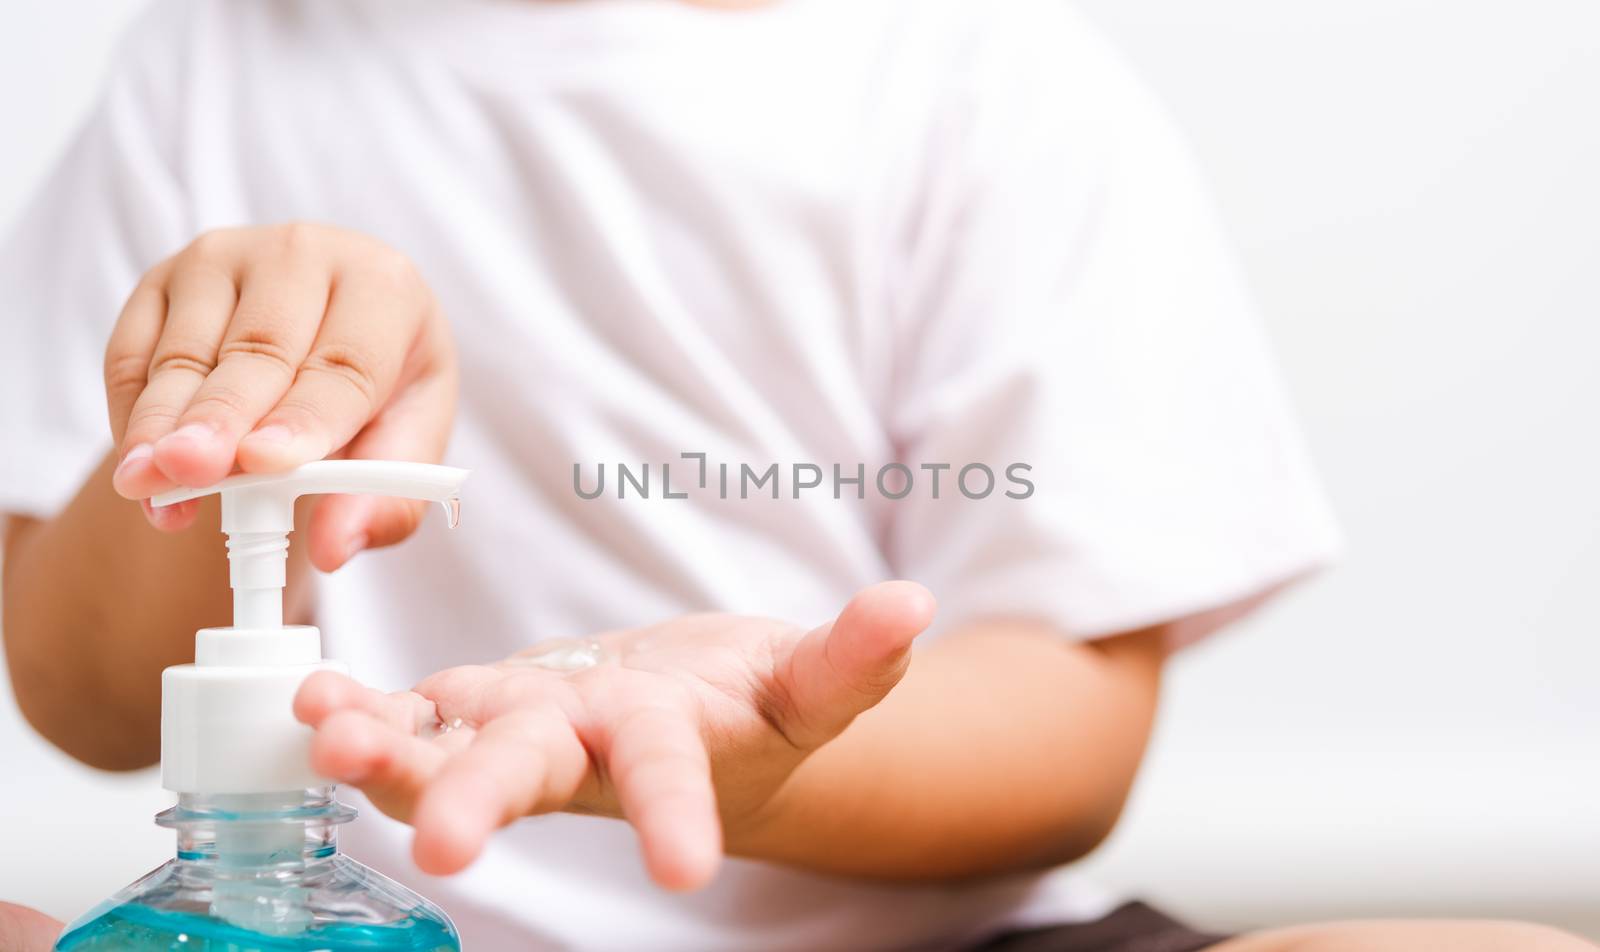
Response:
[0,6,191,519]
[886,4,1340,648]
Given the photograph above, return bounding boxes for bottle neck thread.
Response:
[158,788,354,870]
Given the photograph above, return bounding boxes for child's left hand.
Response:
[293,581,935,890]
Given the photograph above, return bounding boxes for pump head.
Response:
[153,459,468,629]
[151,460,468,795]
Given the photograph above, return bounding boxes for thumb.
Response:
[776,581,936,750]
[307,492,427,573]
[305,371,455,573]
[0,902,64,952]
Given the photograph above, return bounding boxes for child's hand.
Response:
[293,581,936,890]
[0,901,62,952]
[104,223,457,568]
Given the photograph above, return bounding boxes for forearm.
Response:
[2,450,304,768]
[730,622,1165,881]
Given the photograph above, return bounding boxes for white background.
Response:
[2,0,1596,938]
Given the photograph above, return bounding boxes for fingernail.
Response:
[244,424,295,446]
[141,498,178,528]
[114,443,153,480]
[157,422,217,452]
[343,533,369,566]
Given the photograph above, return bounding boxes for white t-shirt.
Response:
[0,1,1339,949]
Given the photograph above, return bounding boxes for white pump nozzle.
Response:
[155,460,468,795]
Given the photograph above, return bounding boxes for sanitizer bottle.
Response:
[55,461,468,952]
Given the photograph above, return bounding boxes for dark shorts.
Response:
[969,901,1231,952]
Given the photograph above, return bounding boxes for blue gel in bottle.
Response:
[55,790,459,951]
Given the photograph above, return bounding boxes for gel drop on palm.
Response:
[55,461,468,952]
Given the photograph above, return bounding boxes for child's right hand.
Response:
[103,223,458,570]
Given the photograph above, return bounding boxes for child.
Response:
[0,1,1590,949]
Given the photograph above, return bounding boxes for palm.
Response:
[294,582,935,890]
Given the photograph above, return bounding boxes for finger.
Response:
[104,269,169,448]
[417,667,586,740]
[304,492,422,574]
[775,580,937,749]
[235,266,429,474]
[304,356,457,570]
[411,707,588,875]
[310,709,450,822]
[412,665,507,724]
[110,262,239,499]
[0,901,63,952]
[151,255,330,488]
[605,702,721,891]
[294,669,438,733]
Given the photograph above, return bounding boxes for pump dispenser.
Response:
[55,461,466,952]
[154,460,468,795]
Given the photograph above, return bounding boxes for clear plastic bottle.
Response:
[54,788,459,951]
[53,463,469,950]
